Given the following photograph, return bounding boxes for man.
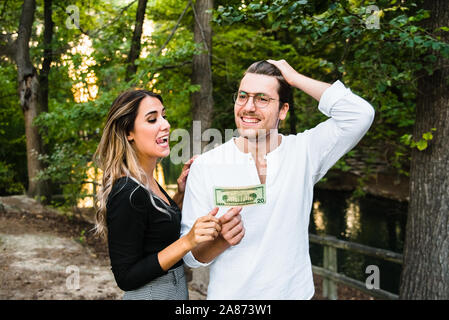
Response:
[181,60,375,299]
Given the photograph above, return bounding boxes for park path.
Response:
[0,196,121,299]
[0,195,206,300]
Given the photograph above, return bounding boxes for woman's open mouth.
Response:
[156,136,169,147]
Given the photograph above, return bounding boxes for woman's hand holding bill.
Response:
[185,207,222,249]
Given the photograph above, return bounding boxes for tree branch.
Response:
[137,0,191,84]
[16,0,36,78]
[55,0,138,39]
[155,0,192,57]
[89,0,138,38]
[41,0,53,76]
[147,60,192,82]
[39,0,54,115]
[126,0,148,82]
[191,0,210,55]
[153,60,192,71]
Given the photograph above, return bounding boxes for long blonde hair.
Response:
[93,89,164,240]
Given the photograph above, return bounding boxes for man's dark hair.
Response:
[244,60,293,110]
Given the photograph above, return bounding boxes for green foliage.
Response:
[78,229,86,244]
[214,0,448,182]
[8,0,199,203]
[1,0,448,203]
[400,128,436,151]
[0,60,27,194]
[0,161,25,194]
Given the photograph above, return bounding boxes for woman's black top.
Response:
[106,176,183,291]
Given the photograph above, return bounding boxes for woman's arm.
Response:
[157,208,221,271]
[107,183,221,290]
[189,206,244,263]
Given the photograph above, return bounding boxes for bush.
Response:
[0,161,25,195]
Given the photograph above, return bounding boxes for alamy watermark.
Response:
[365,5,381,30]
[169,122,279,174]
[66,265,80,290]
[65,5,80,30]
[365,265,380,290]
[65,6,105,30]
[64,4,381,31]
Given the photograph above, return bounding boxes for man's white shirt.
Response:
[180,80,375,299]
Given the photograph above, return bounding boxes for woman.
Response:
[94,89,221,300]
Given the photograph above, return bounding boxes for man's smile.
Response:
[240,116,261,126]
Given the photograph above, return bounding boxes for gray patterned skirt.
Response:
[122,264,189,300]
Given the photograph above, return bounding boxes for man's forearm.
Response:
[267,59,331,102]
[191,236,230,263]
[290,73,331,102]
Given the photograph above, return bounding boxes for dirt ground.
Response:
[0,196,122,299]
[0,195,374,300]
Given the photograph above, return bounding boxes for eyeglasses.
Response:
[233,91,278,108]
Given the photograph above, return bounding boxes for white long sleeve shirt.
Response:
[180,80,375,299]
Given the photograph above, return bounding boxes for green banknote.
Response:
[214,184,266,206]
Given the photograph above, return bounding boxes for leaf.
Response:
[400,134,412,146]
[432,42,441,50]
[272,21,281,30]
[377,82,387,93]
[423,40,434,48]
[288,2,299,14]
[405,39,414,48]
[248,3,261,11]
[422,132,433,140]
[416,140,428,151]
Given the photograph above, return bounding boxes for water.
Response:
[309,188,408,295]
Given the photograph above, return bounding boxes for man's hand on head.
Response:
[266,59,299,87]
[267,59,331,101]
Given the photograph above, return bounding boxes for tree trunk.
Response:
[37,0,54,199]
[126,0,148,83]
[191,0,214,154]
[16,0,50,200]
[39,0,53,115]
[399,0,449,299]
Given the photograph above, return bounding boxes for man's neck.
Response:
[235,130,282,160]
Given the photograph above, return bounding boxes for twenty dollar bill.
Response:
[214,184,266,207]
